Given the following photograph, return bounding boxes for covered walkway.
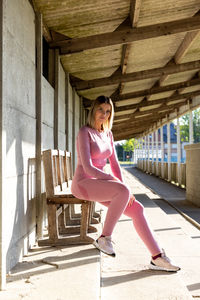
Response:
[1,0,200,295]
[1,166,200,300]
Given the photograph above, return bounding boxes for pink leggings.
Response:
[76,178,161,256]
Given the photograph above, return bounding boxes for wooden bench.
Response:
[38,149,97,246]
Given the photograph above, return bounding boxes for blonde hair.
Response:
[87,95,114,131]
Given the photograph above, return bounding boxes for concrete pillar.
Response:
[72,88,76,173]
[167,122,171,181]
[160,126,164,178]
[0,0,6,290]
[185,143,200,206]
[189,110,194,144]
[177,117,181,184]
[152,131,154,173]
[79,97,83,128]
[144,135,147,171]
[54,49,59,149]
[65,72,69,150]
[155,129,158,175]
[35,12,43,239]
[147,134,150,172]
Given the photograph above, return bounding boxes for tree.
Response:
[179,108,200,143]
[121,138,139,161]
[122,138,138,152]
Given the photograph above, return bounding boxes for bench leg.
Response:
[80,202,93,243]
[47,204,59,241]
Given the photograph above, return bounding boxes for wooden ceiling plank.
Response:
[114,99,187,121]
[115,88,200,112]
[113,101,186,138]
[49,15,200,54]
[73,60,200,90]
[113,77,200,102]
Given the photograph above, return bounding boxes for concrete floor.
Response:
[1,166,200,300]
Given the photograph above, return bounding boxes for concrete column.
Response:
[167,122,171,181]
[147,134,150,172]
[177,117,181,184]
[161,126,164,178]
[155,129,158,175]
[72,88,76,173]
[185,143,200,206]
[65,72,69,150]
[144,135,147,171]
[189,110,194,144]
[79,97,83,128]
[152,131,154,173]
[0,0,6,290]
[54,49,59,149]
[35,12,43,239]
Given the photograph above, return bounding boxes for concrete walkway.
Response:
[1,167,200,300]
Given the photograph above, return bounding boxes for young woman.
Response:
[71,95,180,272]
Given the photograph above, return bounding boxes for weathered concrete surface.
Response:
[1,0,82,276]
[42,77,54,150]
[101,167,193,300]
[1,166,199,299]
[58,63,66,150]
[3,0,36,272]
[185,143,200,207]
[0,244,101,300]
[126,166,200,298]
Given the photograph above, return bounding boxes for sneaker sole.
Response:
[149,263,180,272]
[93,241,116,257]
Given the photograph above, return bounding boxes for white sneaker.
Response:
[149,249,180,272]
[93,236,116,257]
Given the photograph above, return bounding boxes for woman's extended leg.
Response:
[73,178,160,255]
[98,198,161,256]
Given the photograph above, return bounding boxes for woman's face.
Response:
[94,103,111,126]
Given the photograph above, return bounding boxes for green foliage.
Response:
[179,109,200,143]
[122,138,139,152]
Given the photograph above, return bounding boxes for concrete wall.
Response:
[185,143,200,206]
[0,0,82,278]
[3,0,36,271]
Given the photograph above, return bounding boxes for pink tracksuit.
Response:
[71,126,161,255]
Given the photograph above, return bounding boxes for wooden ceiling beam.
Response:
[114,89,200,112]
[175,31,200,64]
[117,1,142,96]
[113,116,162,131]
[114,100,187,121]
[113,77,200,102]
[130,0,142,27]
[49,15,200,55]
[113,101,186,139]
[82,76,200,108]
[73,60,200,90]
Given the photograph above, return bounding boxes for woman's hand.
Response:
[128,194,135,207]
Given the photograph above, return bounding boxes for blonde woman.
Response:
[71,95,180,272]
